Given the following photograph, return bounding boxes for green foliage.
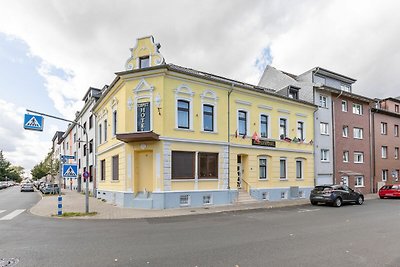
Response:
[31,150,60,180]
[0,150,24,182]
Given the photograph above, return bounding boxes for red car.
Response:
[379,184,400,199]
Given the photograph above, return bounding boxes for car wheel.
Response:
[333,197,342,207]
[356,196,364,205]
[379,196,384,199]
[311,201,318,205]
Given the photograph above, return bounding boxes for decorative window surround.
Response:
[175,85,194,130]
[278,109,290,114]
[235,100,252,106]
[258,104,273,110]
[296,113,307,117]
[201,89,218,133]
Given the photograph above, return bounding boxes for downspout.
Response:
[370,107,375,193]
[331,94,336,185]
[227,84,234,191]
[313,107,318,186]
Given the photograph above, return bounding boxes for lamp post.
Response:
[26,109,90,213]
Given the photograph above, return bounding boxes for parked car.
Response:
[0,182,7,189]
[378,184,400,199]
[310,184,364,207]
[20,183,34,192]
[41,184,60,194]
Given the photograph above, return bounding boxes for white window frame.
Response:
[341,84,351,92]
[342,126,349,137]
[354,152,364,163]
[352,103,363,115]
[259,157,268,180]
[295,159,304,180]
[343,151,349,162]
[179,194,190,206]
[355,176,364,187]
[319,95,328,108]
[279,117,289,138]
[259,113,270,138]
[279,157,287,180]
[321,149,329,162]
[297,120,305,140]
[200,90,218,133]
[320,122,329,135]
[342,100,348,112]
[202,195,213,205]
[262,192,269,200]
[341,176,349,186]
[382,169,388,181]
[382,146,388,159]
[237,109,250,137]
[201,103,216,133]
[395,147,399,160]
[175,85,194,131]
[280,191,288,199]
[381,122,387,135]
[353,127,363,139]
[395,125,399,137]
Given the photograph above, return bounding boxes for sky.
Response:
[1,0,400,176]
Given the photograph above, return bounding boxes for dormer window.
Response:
[341,84,351,92]
[139,56,150,69]
[288,88,299,99]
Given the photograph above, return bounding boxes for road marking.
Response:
[298,208,320,213]
[0,209,25,220]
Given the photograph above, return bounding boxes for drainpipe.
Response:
[227,85,234,191]
[370,107,375,193]
[332,94,336,185]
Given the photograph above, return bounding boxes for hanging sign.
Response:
[137,102,150,131]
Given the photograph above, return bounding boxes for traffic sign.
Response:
[83,171,89,179]
[62,164,78,178]
[61,155,75,160]
[23,114,44,131]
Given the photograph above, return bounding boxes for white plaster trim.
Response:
[278,108,290,114]
[296,113,308,117]
[96,142,124,156]
[133,79,154,94]
[257,104,273,110]
[174,84,195,97]
[235,100,252,106]
[200,89,219,101]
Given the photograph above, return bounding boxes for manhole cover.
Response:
[0,258,19,267]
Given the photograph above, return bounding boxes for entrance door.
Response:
[237,155,242,189]
[135,151,153,193]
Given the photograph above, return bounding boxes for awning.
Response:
[116,132,160,142]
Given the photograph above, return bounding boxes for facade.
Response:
[372,98,400,192]
[93,36,316,209]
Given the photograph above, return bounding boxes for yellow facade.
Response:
[94,36,316,208]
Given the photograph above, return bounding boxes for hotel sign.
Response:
[252,139,276,147]
[137,102,150,131]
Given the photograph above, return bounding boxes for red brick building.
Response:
[371,98,400,192]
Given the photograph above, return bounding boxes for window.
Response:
[395,147,399,159]
[381,122,387,135]
[198,153,218,179]
[288,88,298,99]
[395,125,399,137]
[177,100,190,129]
[112,155,119,180]
[89,115,93,129]
[320,122,329,135]
[83,122,87,132]
[281,191,287,199]
[319,95,328,108]
[89,139,93,154]
[100,160,105,181]
[280,158,287,179]
[238,111,247,135]
[104,119,108,141]
[260,115,268,138]
[355,176,364,187]
[382,169,388,181]
[279,118,287,138]
[259,158,267,180]
[262,192,269,200]
[112,110,117,136]
[341,176,349,186]
[342,100,348,112]
[353,128,363,139]
[179,195,190,206]
[89,165,93,182]
[382,146,388,159]
[139,56,150,69]
[73,133,76,142]
[354,152,364,163]
[203,195,212,205]
[395,170,400,181]
[353,103,363,115]
[343,151,349,162]
[297,122,304,140]
[98,124,102,144]
[203,105,214,131]
[83,144,87,156]
[321,149,329,162]
[296,160,303,179]
[396,104,399,113]
[341,84,351,92]
[342,126,349,137]
[78,159,81,169]
[172,151,195,179]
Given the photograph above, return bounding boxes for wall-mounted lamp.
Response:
[155,94,162,115]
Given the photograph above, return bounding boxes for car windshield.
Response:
[314,186,332,191]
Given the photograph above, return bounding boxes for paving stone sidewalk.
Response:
[29,189,378,220]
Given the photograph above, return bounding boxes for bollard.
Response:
[57,196,62,216]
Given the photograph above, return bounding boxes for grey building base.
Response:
[96,189,237,209]
[249,187,313,201]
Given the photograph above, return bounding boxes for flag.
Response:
[252,132,260,143]
[292,137,299,143]
[242,133,247,139]
[309,139,314,145]
[283,137,292,143]
[234,130,238,138]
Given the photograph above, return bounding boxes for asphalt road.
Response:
[1,186,400,267]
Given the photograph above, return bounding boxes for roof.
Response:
[308,67,357,84]
[317,85,373,103]
[82,87,102,101]
[51,131,64,143]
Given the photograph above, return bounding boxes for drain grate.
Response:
[0,258,19,267]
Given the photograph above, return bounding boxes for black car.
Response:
[309,184,364,207]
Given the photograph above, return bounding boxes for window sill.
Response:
[111,180,120,183]
[279,178,288,181]
[343,161,349,163]
[321,161,330,163]
[353,138,363,140]
[354,162,364,164]
[99,180,106,183]
[355,185,365,188]
[174,128,194,132]
[198,178,218,181]
[258,178,269,181]
[172,179,195,182]
[296,178,304,181]
[200,130,218,134]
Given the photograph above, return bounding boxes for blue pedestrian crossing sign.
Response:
[62,164,78,178]
[24,114,44,131]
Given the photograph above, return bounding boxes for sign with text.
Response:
[252,139,276,148]
[137,102,150,132]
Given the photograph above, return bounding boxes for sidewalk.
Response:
[29,189,379,220]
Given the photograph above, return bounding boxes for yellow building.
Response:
[93,36,316,209]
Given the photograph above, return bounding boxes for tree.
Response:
[0,150,11,180]
[31,151,60,181]
[0,150,24,182]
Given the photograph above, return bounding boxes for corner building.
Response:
[94,36,316,209]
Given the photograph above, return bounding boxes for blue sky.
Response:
[0,0,400,176]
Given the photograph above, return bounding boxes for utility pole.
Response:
[26,109,90,213]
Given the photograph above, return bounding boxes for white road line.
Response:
[298,208,320,213]
[0,210,5,214]
[0,209,25,220]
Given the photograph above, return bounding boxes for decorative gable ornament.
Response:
[125,36,165,71]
